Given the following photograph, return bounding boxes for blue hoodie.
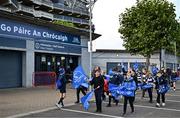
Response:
[122,77,136,97]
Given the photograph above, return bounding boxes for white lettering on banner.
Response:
[0,24,11,32]
[33,30,41,37]
[42,32,68,42]
[0,22,80,44]
[14,26,31,35]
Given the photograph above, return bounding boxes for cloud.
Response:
[92,0,179,50]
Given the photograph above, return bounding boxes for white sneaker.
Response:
[55,103,61,108]
[156,103,160,107]
[162,103,165,107]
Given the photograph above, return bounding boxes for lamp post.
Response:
[89,0,93,83]
[174,41,177,71]
[87,0,96,80]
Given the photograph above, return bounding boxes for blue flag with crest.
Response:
[152,66,158,76]
[133,62,139,71]
[72,66,88,89]
[81,90,94,110]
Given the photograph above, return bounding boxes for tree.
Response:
[176,24,180,56]
[119,0,179,70]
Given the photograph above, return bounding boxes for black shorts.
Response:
[59,85,66,93]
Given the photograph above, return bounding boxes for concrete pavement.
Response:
[0,84,77,118]
[1,82,180,118]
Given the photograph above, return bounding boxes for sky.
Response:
[92,0,180,50]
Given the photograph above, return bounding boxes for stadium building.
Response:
[0,0,100,88]
[93,49,180,73]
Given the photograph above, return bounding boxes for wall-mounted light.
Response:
[61,57,65,60]
[41,56,46,62]
[57,62,60,65]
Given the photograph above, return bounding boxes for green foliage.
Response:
[176,25,180,56]
[53,20,76,28]
[119,0,179,58]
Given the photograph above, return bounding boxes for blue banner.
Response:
[0,18,80,45]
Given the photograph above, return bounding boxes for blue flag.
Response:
[152,66,158,76]
[171,77,180,82]
[133,62,139,71]
[121,62,127,72]
[118,90,134,97]
[108,83,119,91]
[81,83,89,88]
[109,83,124,99]
[108,69,113,75]
[81,90,94,110]
[72,66,88,89]
[158,85,170,94]
[56,79,62,90]
[141,84,153,90]
[105,75,110,81]
[138,83,143,89]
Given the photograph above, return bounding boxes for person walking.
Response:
[106,67,123,107]
[90,69,104,113]
[75,85,87,103]
[141,68,147,98]
[146,72,154,103]
[56,66,66,108]
[122,72,136,116]
[101,71,108,101]
[131,69,138,102]
[155,70,169,107]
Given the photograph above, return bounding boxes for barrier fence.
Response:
[32,72,56,88]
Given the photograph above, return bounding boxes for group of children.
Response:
[55,65,180,116]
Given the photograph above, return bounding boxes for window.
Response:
[130,62,146,71]
[106,62,128,74]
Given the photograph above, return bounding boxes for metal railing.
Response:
[54,14,89,25]
[32,72,56,87]
[0,6,11,12]
[15,4,88,24]
[31,0,89,16]
[17,4,34,14]
[34,10,54,19]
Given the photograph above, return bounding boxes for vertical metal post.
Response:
[89,0,92,91]
[174,41,177,71]
[159,49,162,69]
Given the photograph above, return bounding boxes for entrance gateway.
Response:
[0,17,85,88]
